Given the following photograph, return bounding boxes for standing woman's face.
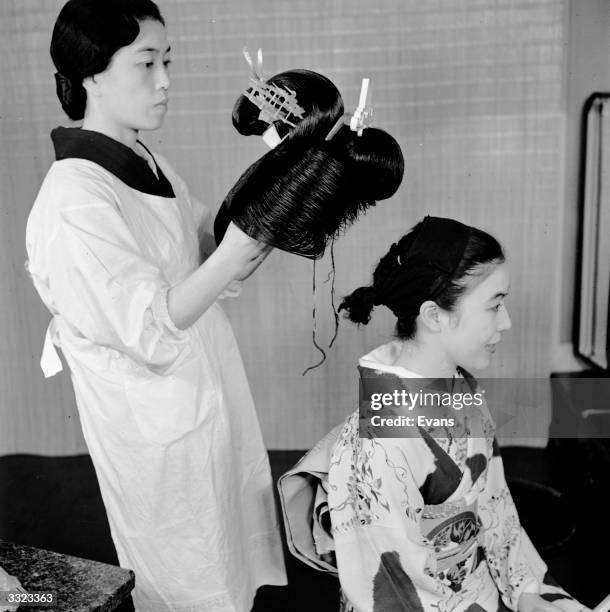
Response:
[85,18,171,135]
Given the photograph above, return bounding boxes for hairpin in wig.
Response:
[241,47,305,148]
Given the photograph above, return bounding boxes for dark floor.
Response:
[1,438,610,611]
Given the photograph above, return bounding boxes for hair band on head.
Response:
[405,216,472,280]
[376,217,473,319]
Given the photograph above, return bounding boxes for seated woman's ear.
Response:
[419,300,442,332]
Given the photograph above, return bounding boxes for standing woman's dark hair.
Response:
[50,0,165,120]
[339,216,505,338]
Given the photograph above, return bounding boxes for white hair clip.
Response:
[242,47,305,149]
[325,78,373,141]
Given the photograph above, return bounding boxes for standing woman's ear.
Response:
[81,74,99,97]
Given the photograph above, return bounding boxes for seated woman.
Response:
[214,57,405,259]
[279,216,588,612]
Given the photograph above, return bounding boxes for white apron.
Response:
[26,127,286,611]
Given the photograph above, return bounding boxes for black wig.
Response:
[214,69,405,259]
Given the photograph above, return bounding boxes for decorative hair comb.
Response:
[242,47,305,148]
[325,78,373,141]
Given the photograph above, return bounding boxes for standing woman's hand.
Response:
[215,222,272,281]
[168,222,271,329]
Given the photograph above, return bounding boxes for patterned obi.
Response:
[421,499,484,592]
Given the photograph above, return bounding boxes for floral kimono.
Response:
[279,342,583,612]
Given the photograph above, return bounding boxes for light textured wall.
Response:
[0,1,87,455]
[0,0,577,454]
[560,0,610,347]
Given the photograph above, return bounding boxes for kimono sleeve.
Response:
[47,199,191,373]
[328,434,451,612]
[477,446,545,608]
[478,441,583,611]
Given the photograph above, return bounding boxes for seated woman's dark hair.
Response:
[214,70,405,259]
[51,0,165,120]
[339,216,505,339]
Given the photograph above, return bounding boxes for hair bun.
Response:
[343,127,404,201]
[338,285,377,325]
[54,72,87,121]
[232,69,345,140]
[231,93,269,137]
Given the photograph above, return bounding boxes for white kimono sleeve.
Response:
[478,446,584,612]
[454,395,585,612]
[477,450,546,608]
[47,200,190,374]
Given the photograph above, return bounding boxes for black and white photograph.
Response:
[1,1,610,611]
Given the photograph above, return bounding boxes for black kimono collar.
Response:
[51,126,175,198]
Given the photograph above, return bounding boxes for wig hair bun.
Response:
[232,69,345,140]
[340,127,404,201]
[216,68,404,259]
[231,95,268,137]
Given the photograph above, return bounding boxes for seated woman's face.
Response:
[440,262,512,372]
[86,18,172,133]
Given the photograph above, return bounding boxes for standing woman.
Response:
[25,1,286,610]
